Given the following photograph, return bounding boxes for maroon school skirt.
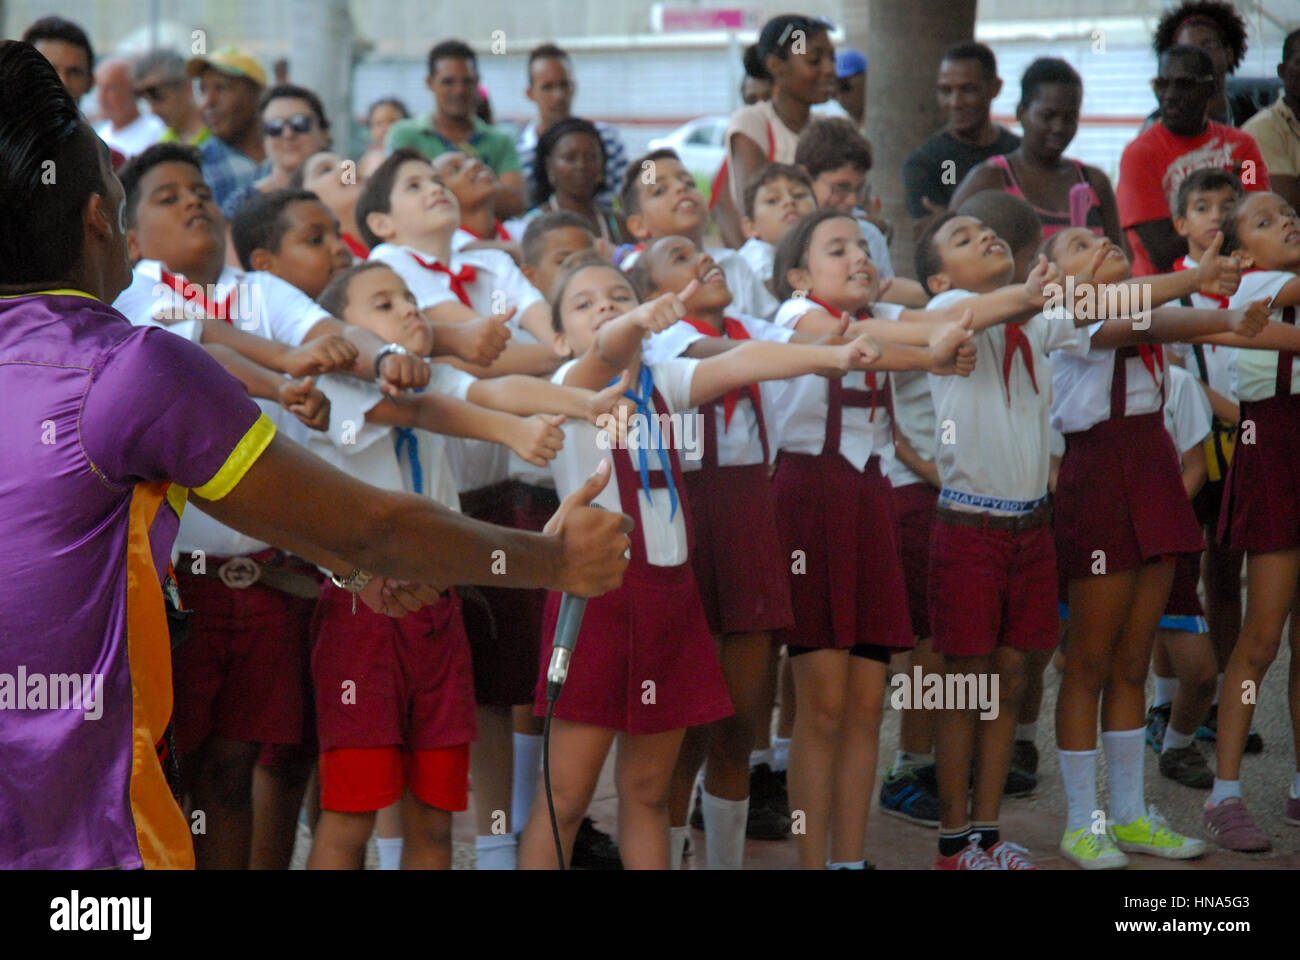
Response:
[771,453,914,652]
[1163,551,1205,618]
[312,584,477,752]
[1218,394,1300,553]
[1055,412,1204,580]
[893,481,938,639]
[533,561,732,735]
[682,463,794,636]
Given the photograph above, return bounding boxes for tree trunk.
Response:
[853,0,978,278]
[289,0,355,154]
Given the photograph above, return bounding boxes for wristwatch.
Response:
[374,342,419,380]
[330,568,373,614]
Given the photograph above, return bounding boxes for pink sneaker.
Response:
[934,835,998,870]
[985,839,1037,869]
[1203,797,1271,852]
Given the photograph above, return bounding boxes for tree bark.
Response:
[853,0,979,278]
[289,0,355,154]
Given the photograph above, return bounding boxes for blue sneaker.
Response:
[1146,703,1171,754]
[879,766,940,827]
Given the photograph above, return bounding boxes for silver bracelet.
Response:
[330,568,373,614]
[374,342,418,380]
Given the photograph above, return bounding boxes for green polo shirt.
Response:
[385,113,521,176]
[159,125,211,147]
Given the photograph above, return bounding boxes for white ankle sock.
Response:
[1208,778,1242,807]
[893,750,933,772]
[475,833,518,870]
[1102,728,1146,826]
[1059,748,1099,833]
[669,825,691,870]
[826,859,866,869]
[1162,725,1195,752]
[771,737,792,773]
[749,748,773,769]
[701,790,748,870]
[1015,723,1037,743]
[511,732,543,833]
[376,836,403,870]
[1152,675,1178,708]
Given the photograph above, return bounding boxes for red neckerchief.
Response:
[805,294,884,421]
[681,315,760,430]
[411,252,477,307]
[341,233,369,259]
[1003,319,1039,404]
[159,268,235,323]
[461,220,510,241]
[1172,254,1229,310]
[1137,343,1164,385]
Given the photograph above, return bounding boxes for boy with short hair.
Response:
[738,162,816,288]
[520,210,596,301]
[230,188,353,298]
[432,149,525,256]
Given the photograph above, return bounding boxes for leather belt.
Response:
[187,548,323,600]
[935,501,1052,533]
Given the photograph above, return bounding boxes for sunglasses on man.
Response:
[264,113,319,137]
[134,79,185,102]
[1151,74,1214,93]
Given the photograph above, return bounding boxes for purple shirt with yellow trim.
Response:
[0,291,274,869]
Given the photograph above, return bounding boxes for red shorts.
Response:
[459,481,554,706]
[534,562,732,735]
[318,743,469,812]
[311,584,476,754]
[772,453,914,652]
[683,463,793,636]
[172,571,317,755]
[1163,551,1206,618]
[1055,412,1204,581]
[893,481,938,639]
[928,515,1059,657]
[1219,394,1300,553]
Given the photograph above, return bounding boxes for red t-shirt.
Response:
[1117,120,1269,276]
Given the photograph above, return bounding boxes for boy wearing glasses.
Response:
[135,49,209,147]
[1118,45,1270,276]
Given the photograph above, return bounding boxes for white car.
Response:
[648,116,729,184]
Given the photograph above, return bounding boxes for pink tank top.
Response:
[989,154,1104,238]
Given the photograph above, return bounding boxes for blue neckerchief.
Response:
[613,364,678,519]
[394,427,423,496]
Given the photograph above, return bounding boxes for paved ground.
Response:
[291,629,1297,870]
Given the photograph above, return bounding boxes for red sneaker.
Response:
[934,835,999,870]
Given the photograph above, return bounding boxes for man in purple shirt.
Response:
[0,40,631,870]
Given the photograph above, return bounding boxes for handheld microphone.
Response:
[545,593,588,703]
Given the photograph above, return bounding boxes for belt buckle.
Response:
[217,556,261,589]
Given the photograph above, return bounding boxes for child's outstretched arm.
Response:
[1114,232,1243,309]
[421,299,514,366]
[1189,311,1300,353]
[912,255,1062,333]
[1087,300,1269,350]
[197,318,359,378]
[201,344,331,432]
[440,340,567,378]
[465,370,631,428]
[563,280,700,390]
[304,315,433,394]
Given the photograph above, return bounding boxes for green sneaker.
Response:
[1109,806,1207,860]
[1059,826,1129,870]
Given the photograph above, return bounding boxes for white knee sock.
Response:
[1059,748,1099,833]
[1163,725,1195,752]
[826,859,866,869]
[511,732,543,833]
[1015,722,1037,743]
[771,737,792,773]
[701,789,748,870]
[1102,728,1147,826]
[375,836,402,871]
[669,825,691,870]
[475,833,518,870]
[749,747,773,769]
[1152,675,1178,708]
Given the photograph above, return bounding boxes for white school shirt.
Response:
[1051,322,1166,435]
[1164,364,1214,457]
[927,290,1089,514]
[643,314,794,470]
[716,248,780,320]
[1168,255,1238,402]
[1227,269,1300,401]
[550,358,699,567]
[451,220,525,252]
[885,369,937,488]
[765,297,898,475]
[737,238,775,285]
[113,260,328,559]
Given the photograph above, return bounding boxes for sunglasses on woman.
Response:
[264,114,318,137]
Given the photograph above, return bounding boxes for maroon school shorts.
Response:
[927,514,1059,658]
[1163,551,1206,618]
[1055,412,1204,581]
[893,481,938,639]
[683,463,793,636]
[311,583,476,753]
[172,570,318,755]
[772,453,914,652]
[534,561,732,735]
[1219,394,1300,554]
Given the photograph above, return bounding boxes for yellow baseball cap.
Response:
[186,47,266,87]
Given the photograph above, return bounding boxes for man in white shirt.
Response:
[93,56,165,159]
